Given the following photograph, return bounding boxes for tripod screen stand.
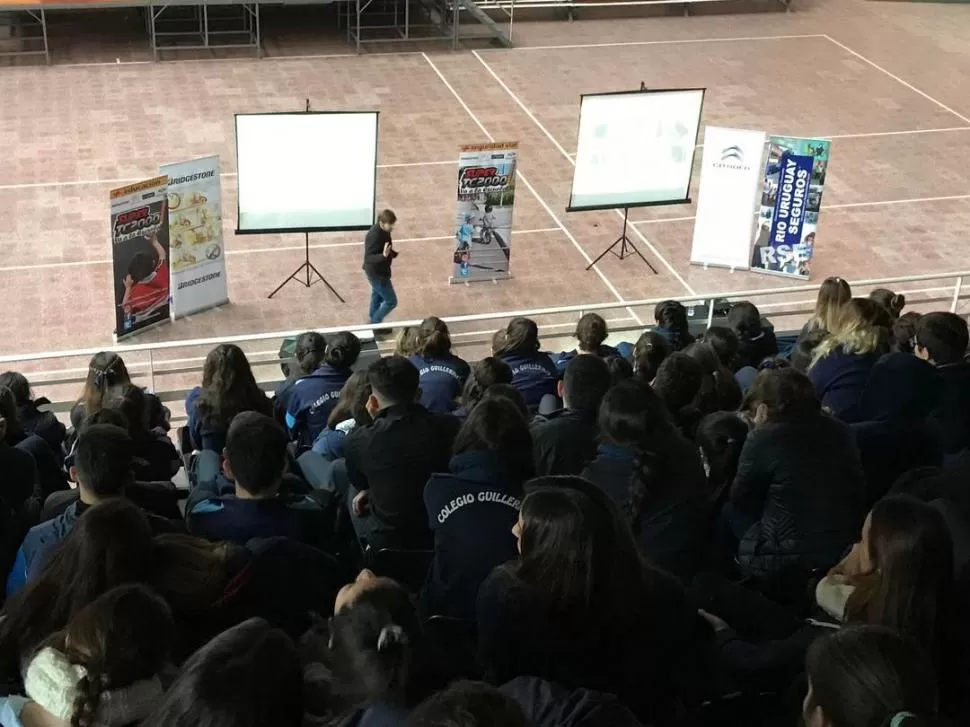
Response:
[268,232,345,301]
[585,208,657,274]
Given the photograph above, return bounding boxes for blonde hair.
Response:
[394,327,419,357]
[812,298,890,365]
[811,277,852,334]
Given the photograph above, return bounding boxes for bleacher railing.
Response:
[0,269,967,422]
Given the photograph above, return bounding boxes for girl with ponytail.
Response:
[580,380,707,579]
[408,317,470,413]
[653,301,695,352]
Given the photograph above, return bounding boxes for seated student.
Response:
[186,412,330,550]
[651,352,704,439]
[727,301,778,370]
[581,381,707,579]
[68,351,169,440]
[105,383,180,483]
[868,287,906,320]
[344,356,460,550]
[728,368,865,581]
[809,298,891,420]
[892,312,922,354]
[652,300,695,351]
[804,626,941,727]
[477,478,705,724]
[409,317,470,414]
[273,331,325,424]
[493,318,559,413]
[0,584,173,727]
[553,313,618,374]
[310,371,372,462]
[849,353,944,506]
[286,331,361,449]
[185,344,272,453]
[696,412,749,509]
[453,357,513,420]
[422,398,531,620]
[915,312,970,456]
[142,618,304,727]
[797,276,853,348]
[0,386,66,502]
[531,355,612,477]
[6,424,177,595]
[685,341,742,411]
[701,326,740,372]
[629,331,670,384]
[410,681,530,727]
[605,354,633,385]
[303,570,433,727]
[0,372,65,458]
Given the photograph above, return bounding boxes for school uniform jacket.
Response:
[497,351,559,413]
[409,354,470,414]
[285,364,352,447]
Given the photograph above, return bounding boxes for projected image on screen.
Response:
[568,89,705,211]
[235,112,379,233]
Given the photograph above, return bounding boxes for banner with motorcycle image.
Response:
[160,156,229,318]
[451,142,518,284]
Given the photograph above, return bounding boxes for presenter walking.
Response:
[363,209,399,333]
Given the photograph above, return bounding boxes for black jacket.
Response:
[344,403,460,548]
[581,443,708,580]
[734,320,778,370]
[731,413,866,578]
[18,399,65,459]
[6,431,67,503]
[531,408,599,477]
[362,223,394,278]
[929,362,970,455]
[501,676,645,727]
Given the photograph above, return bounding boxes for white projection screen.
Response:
[235,112,379,233]
[568,88,705,212]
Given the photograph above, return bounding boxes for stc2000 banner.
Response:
[451,142,518,284]
[160,155,229,319]
[110,176,171,340]
[750,136,831,279]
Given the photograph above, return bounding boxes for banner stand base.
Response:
[269,232,345,302]
[585,208,658,275]
[689,261,747,274]
[113,317,171,344]
[448,273,513,285]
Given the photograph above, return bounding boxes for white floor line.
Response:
[421,51,644,327]
[0,227,560,273]
[824,127,970,140]
[0,160,455,192]
[472,49,696,296]
[488,33,827,52]
[823,35,970,125]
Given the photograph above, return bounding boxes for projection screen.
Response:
[235,112,379,234]
[567,88,705,212]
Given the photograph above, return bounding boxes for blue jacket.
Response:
[553,346,618,374]
[809,348,882,421]
[422,451,523,620]
[285,365,352,447]
[185,386,223,452]
[7,501,82,596]
[409,354,470,413]
[497,351,559,412]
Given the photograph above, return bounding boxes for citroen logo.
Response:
[720,145,744,163]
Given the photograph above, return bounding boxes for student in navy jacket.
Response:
[422,397,531,620]
[186,412,330,551]
[0,372,65,459]
[652,301,695,352]
[808,298,891,420]
[273,331,326,425]
[286,331,361,450]
[493,318,558,414]
[553,313,617,374]
[452,357,513,421]
[915,312,970,456]
[408,317,470,414]
[727,301,778,370]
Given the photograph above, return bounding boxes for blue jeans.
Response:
[367,274,397,324]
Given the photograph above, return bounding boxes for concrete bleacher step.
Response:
[457,0,512,47]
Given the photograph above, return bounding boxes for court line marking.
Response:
[480,33,828,52]
[823,35,970,125]
[472,49,696,296]
[421,52,645,327]
[0,160,456,192]
[0,227,561,273]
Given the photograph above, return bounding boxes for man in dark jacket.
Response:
[344,356,460,549]
[531,355,612,476]
[187,412,331,551]
[362,209,399,330]
[915,312,970,456]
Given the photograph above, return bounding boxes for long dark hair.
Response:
[0,386,24,439]
[845,496,953,654]
[141,618,303,727]
[653,301,693,351]
[50,584,174,727]
[326,371,373,428]
[494,318,540,357]
[460,358,513,410]
[575,313,608,354]
[79,352,132,419]
[0,372,32,407]
[726,301,764,342]
[197,344,271,429]
[0,500,155,675]
[292,332,327,377]
[414,317,453,359]
[805,625,939,727]
[599,381,696,526]
[685,341,741,411]
[695,412,749,504]
[511,477,645,622]
[105,383,151,439]
[452,397,533,484]
[742,368,819,424]
[632,332,669,383]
